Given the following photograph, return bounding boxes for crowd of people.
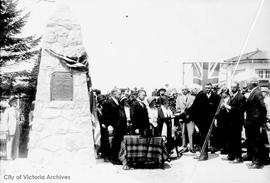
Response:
[0,79,270,170]
[95,80,270,169]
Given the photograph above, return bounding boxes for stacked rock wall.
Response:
[28,5,95,166]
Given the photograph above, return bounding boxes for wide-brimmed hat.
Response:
[157,88,166,94]
[147,97,156,105]
[97,95,106,103]
[8,96,17,105]
[120,96,128,102]
[261,87,270,94]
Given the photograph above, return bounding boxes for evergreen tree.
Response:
[0,0,42,156]
[0,0,41,67]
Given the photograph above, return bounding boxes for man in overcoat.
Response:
[102,88,127,164]
[222,82,246,163]
[130,90,150,136]
[189,86,212,160]
[244,80,267,169]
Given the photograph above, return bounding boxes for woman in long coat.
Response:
[157,97,174,153]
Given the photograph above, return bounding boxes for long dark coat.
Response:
[130,100,150,135]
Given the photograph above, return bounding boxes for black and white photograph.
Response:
[0,0,270,183]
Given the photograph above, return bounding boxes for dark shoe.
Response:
[111,159,122,165]
[246,162,254,166]
[230,158,243,164]
[179,146,188,153]
[190,149,196,153]
[122,165,131,170]
[263,158,270,165]
[220,150,228,155]
[210,147,219,154]
[221,156,234,161]
[242,155,252,161]
[247,163,264,169]
[104,158,110,162]
[198,155,208,161]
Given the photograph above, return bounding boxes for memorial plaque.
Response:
[51,72,73,101]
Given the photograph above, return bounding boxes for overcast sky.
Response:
[18,0,270,93]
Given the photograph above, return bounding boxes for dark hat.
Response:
[221,87,230,95]
[157,88,166,94]
[97,95,106,103]
[8,96,18,105]
[147,97,156,105]
[120,96,128,102]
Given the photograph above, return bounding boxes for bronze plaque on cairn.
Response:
[51,72,73,101]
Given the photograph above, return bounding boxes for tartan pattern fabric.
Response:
[119,135,168,165]
[0,132,7,159]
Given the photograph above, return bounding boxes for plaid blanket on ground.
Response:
[119,135,168,165]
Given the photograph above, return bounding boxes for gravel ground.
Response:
[1,152,270,183]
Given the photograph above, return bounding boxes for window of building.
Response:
[258,70,264,78]
[256,69,270,79]
[266,70,270,79]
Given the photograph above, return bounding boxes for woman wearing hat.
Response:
[215,87,231,155]
[157,96,175,153]
[147,97,159,136]
[1,96,21,160]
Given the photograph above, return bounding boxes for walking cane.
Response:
[199,98,223,160]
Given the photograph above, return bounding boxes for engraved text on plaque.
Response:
[51,72,73,101]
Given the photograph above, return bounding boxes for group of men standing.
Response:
[95,79,269,169]
[186,80,268,169]
[97,89,150,164]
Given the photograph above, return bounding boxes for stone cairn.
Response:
[28,4,95,167]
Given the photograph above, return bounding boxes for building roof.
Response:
[224,49,269,63]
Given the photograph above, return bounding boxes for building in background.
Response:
[220,49,270,87]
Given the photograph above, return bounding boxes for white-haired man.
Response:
[102,88,127,164]
[130,89,150,136]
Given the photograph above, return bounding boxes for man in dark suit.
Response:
[222,82,246,163]
[205,83,221,153]
[97,95,110,162]
[130,89,150,136]
[189,86,212,161]
[102,88,127,164]
[244,80,267,169]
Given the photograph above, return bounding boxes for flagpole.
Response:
[230,0,264,84]
[182,62,185,86]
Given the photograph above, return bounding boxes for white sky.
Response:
[18,0,270,93]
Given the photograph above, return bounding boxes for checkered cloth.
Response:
[119,135,168,165]
[0,132,7,159]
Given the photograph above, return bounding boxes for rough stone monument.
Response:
[28,4,95,166]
